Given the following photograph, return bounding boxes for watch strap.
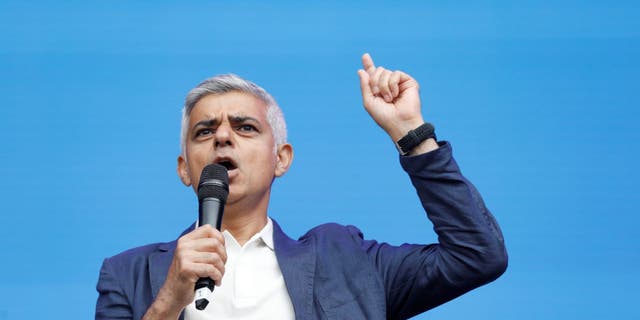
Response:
[396,122,436,155]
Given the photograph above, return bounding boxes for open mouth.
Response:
[214,158,237,171]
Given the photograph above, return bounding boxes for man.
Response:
[96,54,508,319]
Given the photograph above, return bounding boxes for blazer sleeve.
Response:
[356,141,508,319]
[95,257,133,320]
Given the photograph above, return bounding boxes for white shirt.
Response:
[184,218,295,320]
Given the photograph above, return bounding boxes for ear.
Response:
[274,143,294,177]
[177,155,192,186]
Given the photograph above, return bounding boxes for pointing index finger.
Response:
[361,53,376,73]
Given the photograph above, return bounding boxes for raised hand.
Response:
[357,53,425,138]
[357,53,437,154]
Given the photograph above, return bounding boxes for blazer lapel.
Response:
[148,245,174,300]
[148,224,196,300]
[148,224,195,320]
[273,220,316,320]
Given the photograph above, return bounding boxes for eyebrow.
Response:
[192,115,261,130]
[193,118,218,129]
[229,115,260,124]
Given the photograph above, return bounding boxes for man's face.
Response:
[177,91,292,206]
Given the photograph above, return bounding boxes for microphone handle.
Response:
[195,197,224,310]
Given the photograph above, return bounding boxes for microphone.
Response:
[194,163,229,310]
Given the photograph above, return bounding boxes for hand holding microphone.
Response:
[143,164,228,318]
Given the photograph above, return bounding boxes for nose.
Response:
[214,122,233,148]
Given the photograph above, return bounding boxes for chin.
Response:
[225,192,241,205]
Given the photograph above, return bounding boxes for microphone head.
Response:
[197,163,229,202]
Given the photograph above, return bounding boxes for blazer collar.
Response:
[273,219,316,320]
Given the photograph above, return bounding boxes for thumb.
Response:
[357,69,374,106]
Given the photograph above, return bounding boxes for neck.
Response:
[221,212,268,246]
[220,192,270,246]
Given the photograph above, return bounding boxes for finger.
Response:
[189,262,224,286]
[190,238,227,262]
[206,227,225,244]
[361,53,376,73]
[183,224,216,240]
[378,69,393,102]
[189,225,226,246]
[370,66,385,95]
[389,71,402,98]
[358,69,374,106]
[174,242,226,269]
[176,235,226,261]
[179,228,222,247]
[191,252,226,276]
[397,71,419,92]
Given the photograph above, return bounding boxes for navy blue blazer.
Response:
[96,142,508,319]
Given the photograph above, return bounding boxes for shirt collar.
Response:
[201,217,274,251]
[254,217,275,250]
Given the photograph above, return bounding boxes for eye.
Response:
[237,124,257,132]
[195,128,213,137]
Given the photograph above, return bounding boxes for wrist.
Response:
[387,119,425,142]
[394,122,437,156]
[143,290,184,320]
[407,138,439,156]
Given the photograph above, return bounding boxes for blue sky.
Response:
[0,1,638,319]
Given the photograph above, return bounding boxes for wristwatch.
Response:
[395,122,436,156]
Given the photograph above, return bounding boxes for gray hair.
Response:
[180,74,287,156]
